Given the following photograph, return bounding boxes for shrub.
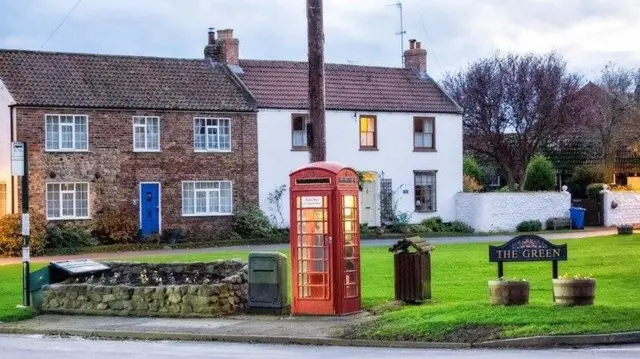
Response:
[408,224,430,234]
[0,212,47,257]
[46,222,98,249]
[586,183,605,198]
[442,221,475,233]
[93,206,139,244]
[516,220,543,232]
[463,156,485,186]
[567,165,606,198]
[463,175,483,193]
[233,206,278,239]
[420,217,443,232]
[524,155,556,191]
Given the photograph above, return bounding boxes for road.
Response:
[0,229,615,266]
[1,335,639,359]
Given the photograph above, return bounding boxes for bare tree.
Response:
[307,0,326,162]
[581,63,640,181]
[444,52,584,189]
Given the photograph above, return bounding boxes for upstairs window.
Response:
[45,115,88,151]
[292,114,310,149]
[414,117,435,150]
[359,115,377,149]
[133,116,160,151]
[414,171,437,212]
[194,118,231,152]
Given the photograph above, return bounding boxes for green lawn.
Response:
[1,235,639,343]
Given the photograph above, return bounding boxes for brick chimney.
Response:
[404,39,427,73]
[204,28,239,66]
[204,27,219,59]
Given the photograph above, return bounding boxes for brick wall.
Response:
[15,107,259,237]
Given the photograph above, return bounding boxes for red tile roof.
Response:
[0,49,256,112]
[238,59,462,114]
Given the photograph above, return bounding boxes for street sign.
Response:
[11,142,25,176]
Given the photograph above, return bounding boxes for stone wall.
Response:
[41,260,248,317]
[456,191,572,232]
[602,190,640,226]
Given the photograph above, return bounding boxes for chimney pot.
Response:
[207,27,216,45]
[409,39,416,50]
[416,41,421,49]
[404,39,427,73]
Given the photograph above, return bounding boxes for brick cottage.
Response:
[0,45,258,236]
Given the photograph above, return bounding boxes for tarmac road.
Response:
[1,334,639,359]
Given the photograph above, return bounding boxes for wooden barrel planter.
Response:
[488,280,530,306]
[552,279,596,306]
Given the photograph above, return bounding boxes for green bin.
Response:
[29,267,51,309]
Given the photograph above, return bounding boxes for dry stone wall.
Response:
[41,260,248,317]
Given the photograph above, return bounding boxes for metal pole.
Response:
[21,143,30,307]
[399,1,404,66]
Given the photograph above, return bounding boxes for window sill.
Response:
[359,147,379,151]
[182,213,233,217]
[414,210,437,213]
[413,148,437,153]
[134,149,161,153]
[47,217,91,221]
[45,149,90,153]
[291,147,309,152]
[194,150,232,154]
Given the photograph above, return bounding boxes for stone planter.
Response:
[617,226,634,235]
[552,279,596,306]
[488,280,530,306]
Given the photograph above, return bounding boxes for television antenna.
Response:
[387,1,406,66]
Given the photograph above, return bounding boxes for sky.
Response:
[0,0,638,81]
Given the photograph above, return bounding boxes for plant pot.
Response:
[488,280,530,306]
[618,227,634,235]
[552,279,596,306]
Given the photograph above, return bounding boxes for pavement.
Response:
[0,228,616,266]
[1,334,640,359]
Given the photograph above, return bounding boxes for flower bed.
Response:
[41,260,248,317]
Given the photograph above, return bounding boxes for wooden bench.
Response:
[548,217,572,230]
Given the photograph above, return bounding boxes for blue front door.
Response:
[140,183,160,235]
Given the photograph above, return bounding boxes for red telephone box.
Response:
[289,161,362,316]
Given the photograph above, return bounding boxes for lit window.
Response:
[359,115,376,149]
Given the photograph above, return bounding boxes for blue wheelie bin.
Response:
[569,207,586,230]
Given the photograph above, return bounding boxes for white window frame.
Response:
[46,182,90,220]
[132,116,161,152]
[181,181,233,216]
[193,117,232,152]
[45,114,89,152]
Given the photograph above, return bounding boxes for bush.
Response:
[233,206,278,239]
[524,155,556,191]
[93,206,139,244]
[463,175,483,193]
[442,221,475,233]
[463,156,484,185]
[567,165,606,198]
[392,211,412,233]
[46,222,98,249]
[0,212,47,257]
[420,217,443,232]
[516,220,543,232]
[586,183,605,198]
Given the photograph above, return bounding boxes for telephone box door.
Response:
[291,192,334,314]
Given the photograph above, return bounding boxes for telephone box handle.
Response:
[327,236,332,244]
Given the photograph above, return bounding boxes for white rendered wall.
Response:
[602,190,640,226]
[456,192,572,232]
[0,79,13,215]
[257,109,463,228]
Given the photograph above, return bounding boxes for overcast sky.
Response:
[1,0,638,81]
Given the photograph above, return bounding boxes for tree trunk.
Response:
[307,0,326,162]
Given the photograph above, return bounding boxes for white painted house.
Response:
[212,30,464,228]
[0,79,13,216]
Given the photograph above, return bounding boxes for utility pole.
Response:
[307,0,326,163]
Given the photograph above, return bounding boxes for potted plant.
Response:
[488,277,530,306]
[552,273,596,306]
[618,224,634,235]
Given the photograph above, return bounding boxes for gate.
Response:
[571,195,603,227]
[380,178,393,225]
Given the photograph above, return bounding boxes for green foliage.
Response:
[0,213,46,257]
[233,206,278,239]
[545,217,571,230]
[568,165,606,198]
[267,184,287,229]
[443,221,475,234]
[463,156,485,185]
[498,185,515,192]
[516,220,543,232]
[46,222,98,249]
[420,217,444,232]
[586,183,605,198]
[524,155,556,191]
[463,175,483,193]
[392,211,412,232]
[93,205,140,244]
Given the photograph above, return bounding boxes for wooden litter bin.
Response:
[389,236,434,303]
